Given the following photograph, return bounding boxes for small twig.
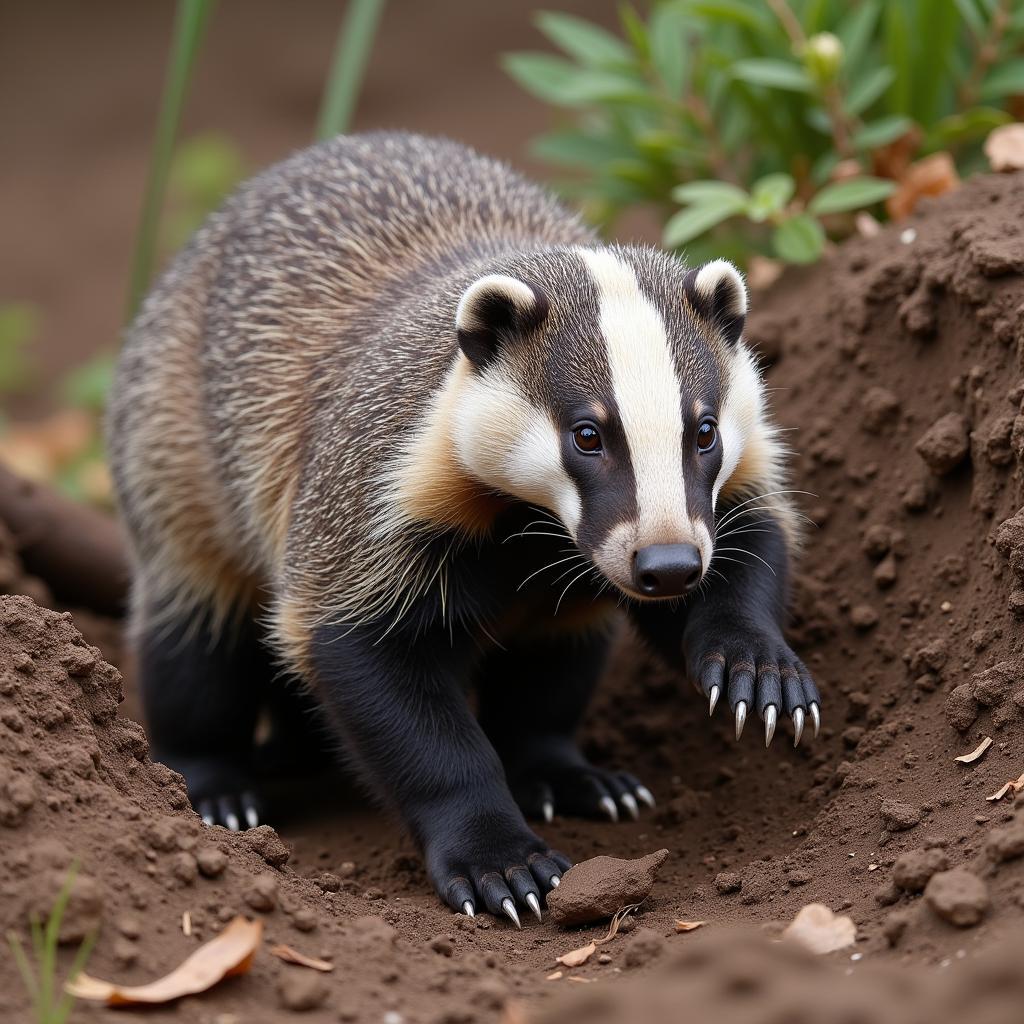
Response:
[958,0,1011,108]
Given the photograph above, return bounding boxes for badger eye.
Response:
[696,419,718,453]
[572,422,603,455]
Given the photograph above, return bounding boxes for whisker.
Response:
[517,554,583,591]
[555,565,593,615]
[713,546,777,577]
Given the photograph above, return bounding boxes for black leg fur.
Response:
[310,621,570,922]
[478,630,655,823]
[630,513,821,747]
[137,601,271,829]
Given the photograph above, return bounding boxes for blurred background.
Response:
[2,0,1023,511]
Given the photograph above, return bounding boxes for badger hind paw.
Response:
[197,790,263,831]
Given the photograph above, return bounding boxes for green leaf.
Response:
[619,4,649,57]
[845,65,895,115]
[60,352,116,412]
[772,214,826,263]
[808,176,896,215]
[835,0,881,73]
[664,196,748,247]
[0,303,38,394]
[747,172,795,221]
[853,114,914,149]
[685,0,773,32]
[731,58,813,92]
[648,4,690,98]
[535,11,632,66]
[503,53,645,105]
[883,3,911,113]
[927,106,1012,148]
[980,59,1024,101]
[953,0,985,38]
[671,180,749,205]
[530,130,628,167]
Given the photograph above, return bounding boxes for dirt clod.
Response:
[924,868,990,927]
[196,846,228,878]
[984,822,1024,863]
[880,798,921,832]
[893,848,949,892]
[546,850,668,927]
[915,413,971,474]
[244,824,291,868]
[622,927,665,968]
[243,872,279,913]
[277,971,329,1012]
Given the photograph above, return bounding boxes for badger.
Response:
[108,132,820,925]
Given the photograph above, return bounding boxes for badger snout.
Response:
[632,543,703,598]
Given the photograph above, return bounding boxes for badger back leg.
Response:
[137,597,271,830]
[477,629,655,824]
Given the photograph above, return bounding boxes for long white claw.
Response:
[709,684,720,716]
[201,814,214,827]
[501,897,521,929]
[764,704,778,748]
[525,892,542,923]
[542,800,554,824]
[550,875,561,888]
[792,707,805,747]
[620,793,640,820]
[635,785,656,809]
[462,901,475,918]
[244,805,259,830]
[734,701,747,741]
[599,795,619,822]
[810,702,821,738]
[225,812,241,832]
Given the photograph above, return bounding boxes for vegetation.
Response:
[7,865,96,1024]
[505,0,1024,264]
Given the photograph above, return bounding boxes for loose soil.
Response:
[4,175,1024,1022]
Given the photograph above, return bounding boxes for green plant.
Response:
[0,303,39,397]
[126,0,216,319]
[317,0,387,139]
[7,864,96,1024]
[505,0,1024,264]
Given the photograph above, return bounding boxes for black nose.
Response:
[633,543,703,597]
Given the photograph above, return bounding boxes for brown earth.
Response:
[4,175,1024,1022]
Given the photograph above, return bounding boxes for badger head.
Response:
[451,245,768,601]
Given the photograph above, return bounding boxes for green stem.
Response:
[125,0,215,321]
[316,0,386,140]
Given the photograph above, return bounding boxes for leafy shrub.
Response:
[505,0,1024,264]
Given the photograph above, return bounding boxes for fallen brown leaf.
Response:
[985,123,1024,172]
[567,976,594,984]
[954,736,992,764]
[986,771,1024,802]
[269,944,334,972]
[555,941,596,968]
[674,920,706,933]
[871,123,922,181]
[887,152,959,220]
[545,970,563,981]
[782,903,856,955]
[66,917,262,1006]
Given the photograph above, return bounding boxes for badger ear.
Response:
[682,258,748,347]
[456,274,549,369]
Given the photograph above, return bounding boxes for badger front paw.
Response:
[686,627,820,747]
[422,804,571,925]
[163,753,265,831]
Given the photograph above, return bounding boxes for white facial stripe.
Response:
[713,342,763,506]
[452,364,582,535]
[577,248,689,542]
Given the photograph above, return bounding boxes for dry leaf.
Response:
[954,736,992,764]
[567,976,594,984]
[871,124,923,181]
[887,152,959,220]
[985,123,1024,172]
[782,903,856,955]
[269,944,334,972]
[545,970,563,981]
[674,920,706,933]
[182,911,192,937]
[556,942,596,968]
[986,771,1024,802]
[66,917,262,1006]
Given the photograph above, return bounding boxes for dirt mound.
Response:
[3,172,1024,1023]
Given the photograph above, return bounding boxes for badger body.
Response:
[109,132,820,920]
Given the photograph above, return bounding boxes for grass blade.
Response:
[316,0,386,140]
[125,0,215,321]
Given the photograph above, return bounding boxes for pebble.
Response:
[277,971,328,1012]
[196,846,228,879]
[622,927,665,968]
[316,872,341,893]
[714,871,743,895]
[893,848,949,892]
[850,605,879,630]
[291,908,318,932]
[924,868,990,927]
[944,685,980,732]
[243,872,279,912]
[880,798,921,832]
